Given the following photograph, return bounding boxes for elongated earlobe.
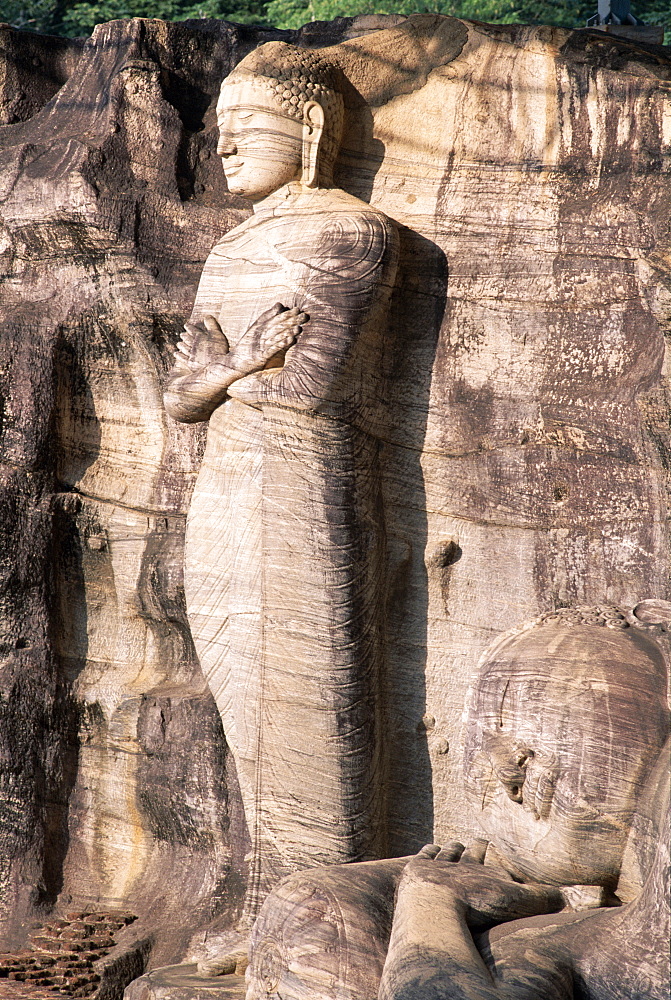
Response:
[301,100,325,188]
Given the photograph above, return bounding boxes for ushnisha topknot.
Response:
[225,41,344,123]
[221,42,345,168]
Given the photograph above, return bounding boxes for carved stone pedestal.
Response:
[124,965,245,1000]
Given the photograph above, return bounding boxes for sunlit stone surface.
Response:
[0,12,670,997]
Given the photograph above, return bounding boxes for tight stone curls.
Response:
[534,599,671,633]
[222,41,345,167]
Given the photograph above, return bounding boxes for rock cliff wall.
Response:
[327,14,671,852]
[0,10,670,973]
[0,10,406,965]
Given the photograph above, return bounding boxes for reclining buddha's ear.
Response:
[632,600,671,628]
[301,100,325,189]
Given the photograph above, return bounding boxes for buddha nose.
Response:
[217,134,237,157]
[483,733,532,804]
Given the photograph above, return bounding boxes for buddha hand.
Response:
[228,303,309,378]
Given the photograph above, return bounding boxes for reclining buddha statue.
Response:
[246,601,670,1000]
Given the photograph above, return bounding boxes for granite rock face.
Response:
[243,609,670,1000]
[0,9,407,967]
[1,8,670,983]
[325,16,671,852]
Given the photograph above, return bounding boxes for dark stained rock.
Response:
[0,8,404,978]
[1,9,670,997]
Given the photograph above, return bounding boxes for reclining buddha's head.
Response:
[216,42,345,200]
[464,604,670,888]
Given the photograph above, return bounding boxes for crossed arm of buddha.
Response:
[164,304,308,423]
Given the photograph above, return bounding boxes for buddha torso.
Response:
[192,185,397,424]
[182,184,398,891]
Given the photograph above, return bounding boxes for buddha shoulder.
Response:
[277,189,398,272]
[298,186,396,236]
[207,188,398,274]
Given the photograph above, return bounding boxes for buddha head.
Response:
[463,604,670,889]
[216,42,345,200]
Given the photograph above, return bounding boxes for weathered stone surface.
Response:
[165,41,401,920]
[246,607,670,1000]
[322,17,671,854]
[0,24,85,126]
[172,19,671,929]
[124,964,244,1000]
[0,7,406,973]
[1,9,671,994]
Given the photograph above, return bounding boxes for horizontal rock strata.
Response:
[0,9,670,987]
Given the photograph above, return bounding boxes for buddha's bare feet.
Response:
[197,948,249,978]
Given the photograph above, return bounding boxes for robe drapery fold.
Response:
[183,190,398,915]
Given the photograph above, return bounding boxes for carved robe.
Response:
[183,187,399,912]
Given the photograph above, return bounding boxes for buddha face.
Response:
[463,624,669,888]
[216,80,304,201]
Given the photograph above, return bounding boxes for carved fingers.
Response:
[400,842,564,931]
[203,313,230,348]
[173,314,230,372]
[227,304,309,386]
[415,844,442,860]
[460,839,489,864]
[259,305,308,357]
[402,841,488,887]
[435,843,466,862]
[226,305,310,403]
[173,327,196,369]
